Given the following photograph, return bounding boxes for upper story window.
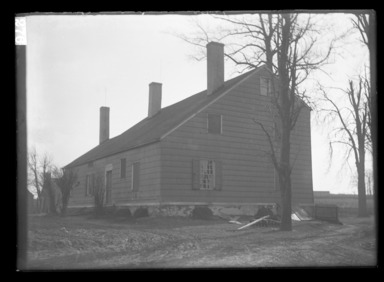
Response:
[260,77,272,96]
[207,113,222,134]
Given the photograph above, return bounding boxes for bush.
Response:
[255,206,274,219]
[133,207,149,218]
[103,205,118,218]
[115,208,132,218]
[191,206,213,220]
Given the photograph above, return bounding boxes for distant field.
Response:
[314,194,375,216]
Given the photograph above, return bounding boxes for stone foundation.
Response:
[68,203,280,217]
[123,203,279,217]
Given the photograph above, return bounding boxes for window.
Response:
[200,160,215,190]
[208,114,222,134]
[192,159,222,191]
[85,174,95,196]
[260,77,271,96]
[131,162,140,191]
[120,158,126,179]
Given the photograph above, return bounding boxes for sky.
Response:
[24,12,371,195]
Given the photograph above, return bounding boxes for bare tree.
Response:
[180,13,334,230]
[320,76,370,217]
[351,11,376,214]
[43,171,58,215]
[351,168,373,196]
[27,148,42,211]
[351,12,376,141]
[365,169,373,196]
[27,148,55,213]
[54,167,79,216]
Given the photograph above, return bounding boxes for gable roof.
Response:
[64,67,263,168]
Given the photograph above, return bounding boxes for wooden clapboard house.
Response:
[65,42,314,215]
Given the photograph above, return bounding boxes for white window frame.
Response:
[199,159,216,190]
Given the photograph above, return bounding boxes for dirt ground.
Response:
[25,213,377,270]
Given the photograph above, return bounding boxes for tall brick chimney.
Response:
[99,106,110,144]
[207,42,225,95]
[148,82,162,118]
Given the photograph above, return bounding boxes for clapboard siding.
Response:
[68,142,161,207]
[161,70,313,205]
[290,108,313,203]
[69,67,313,208]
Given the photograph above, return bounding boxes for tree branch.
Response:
[253,118,280,172]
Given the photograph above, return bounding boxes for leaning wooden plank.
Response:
[237,215,270,230]
[229,216,240,221]
[229,220,242,225]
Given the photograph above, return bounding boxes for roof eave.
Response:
[64,138,161,169]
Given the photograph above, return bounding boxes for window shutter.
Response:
[85,175,89,196]
[121,158,126,178]
[192,160,200,190]
[90,174,94,195]
[132,162,140,191]
[214,160,222,191]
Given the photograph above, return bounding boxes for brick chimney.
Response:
[99,106,110,144]
[207,42,225,95]
[148,82,162,118]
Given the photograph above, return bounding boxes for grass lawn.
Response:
[24,209,377,269]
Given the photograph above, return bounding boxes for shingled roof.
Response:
[64,67,261,168]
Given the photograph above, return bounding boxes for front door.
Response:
[105,170,112,205]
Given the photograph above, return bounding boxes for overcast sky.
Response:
[24,12,370,194]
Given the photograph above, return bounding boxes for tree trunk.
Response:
[279,172,292,231]
[357,146,368,217]
[368,12,377,221]
[357,166,367,217]
[43,195,49,214]
[47,186,57,215]
[276,14,293,231]
[37,197,43,213]
[279,117,292,231]
[61,193,69,216]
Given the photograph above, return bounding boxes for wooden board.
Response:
[237,215,270,230]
